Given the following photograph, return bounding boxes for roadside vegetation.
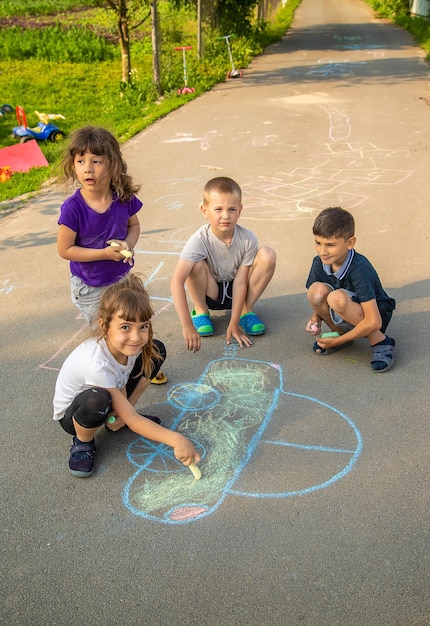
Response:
[365,0,430,55]
[1,0,429,206]
[0,0,301,205]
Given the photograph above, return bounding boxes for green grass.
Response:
[0,0,298,205]
[0,0,101,17]
[365,0,430,56]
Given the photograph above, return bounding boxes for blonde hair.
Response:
[61,126,140,202]
[202,176,242,205]
[95,274,159,379]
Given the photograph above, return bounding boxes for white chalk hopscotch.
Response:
[158,102,413,222]
[240,136,413,221]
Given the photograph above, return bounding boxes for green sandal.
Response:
[191,310,214,336]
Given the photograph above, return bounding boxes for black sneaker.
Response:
[68,436,96,477]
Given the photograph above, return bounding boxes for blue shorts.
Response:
[325,285,393,333]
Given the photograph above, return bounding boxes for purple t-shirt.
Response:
[58,189,142,287]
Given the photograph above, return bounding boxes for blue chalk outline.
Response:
[228,390,363,499]
[122,354,363,523]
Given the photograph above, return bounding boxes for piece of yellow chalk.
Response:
[110,241,132,258]
[188,461,201,480]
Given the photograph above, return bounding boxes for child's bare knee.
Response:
[308,282,331,306]
[327,289,349,312]
[256,246,276,269]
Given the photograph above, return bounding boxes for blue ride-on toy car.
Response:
[12,106,66,143]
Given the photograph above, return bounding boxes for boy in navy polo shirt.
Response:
[305,207,396,373]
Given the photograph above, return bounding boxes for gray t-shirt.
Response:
[180,224,258,282]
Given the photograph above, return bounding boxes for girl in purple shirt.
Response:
[57,126,167,384]
[58,126,142,325]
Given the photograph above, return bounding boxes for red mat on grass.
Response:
[0,140,49,173]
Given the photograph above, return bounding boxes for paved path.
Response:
[1,1,429,624]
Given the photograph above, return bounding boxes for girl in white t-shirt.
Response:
[53,273,200,477]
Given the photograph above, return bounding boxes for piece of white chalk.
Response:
[188,461,201,480]
[109,241,132,258]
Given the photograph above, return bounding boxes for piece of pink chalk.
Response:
[310,323,319,333]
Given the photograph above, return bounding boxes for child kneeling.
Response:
[53,273,199,477]
[171,176,276,352]
[305,207,396,373]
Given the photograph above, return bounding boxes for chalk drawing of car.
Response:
[122,349,362,524]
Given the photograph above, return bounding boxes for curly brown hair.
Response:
[61,126,140,202]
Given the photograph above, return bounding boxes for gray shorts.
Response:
[325,284,355,333]
[70,275,110,326]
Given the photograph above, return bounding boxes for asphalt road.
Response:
[1,0,429,624]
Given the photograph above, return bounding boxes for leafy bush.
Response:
[365,0,410,18]
[366,0,430,55]
[396,14,430,55]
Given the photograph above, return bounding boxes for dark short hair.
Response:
[203,176,242,204]
[313,207,355,240]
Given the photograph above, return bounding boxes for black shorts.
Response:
[206,281,233,310]
[378,300,394,334]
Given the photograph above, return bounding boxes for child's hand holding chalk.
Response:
[188,460,201,480]
[106,415,125,431]
[110,241,132,258]
[307,320,320,334]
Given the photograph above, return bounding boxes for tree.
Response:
[103,0,151,84]
[215,0,259,35]
[168,0,259,36]
[150,0,163,96]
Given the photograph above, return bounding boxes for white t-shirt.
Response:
[53,338,137,421]
[180,224,258,283]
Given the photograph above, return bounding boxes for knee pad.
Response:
[74,387,112,429]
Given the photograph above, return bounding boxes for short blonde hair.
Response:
[202,176,242,205]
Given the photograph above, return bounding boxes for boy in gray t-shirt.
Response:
[171,177,276,352]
